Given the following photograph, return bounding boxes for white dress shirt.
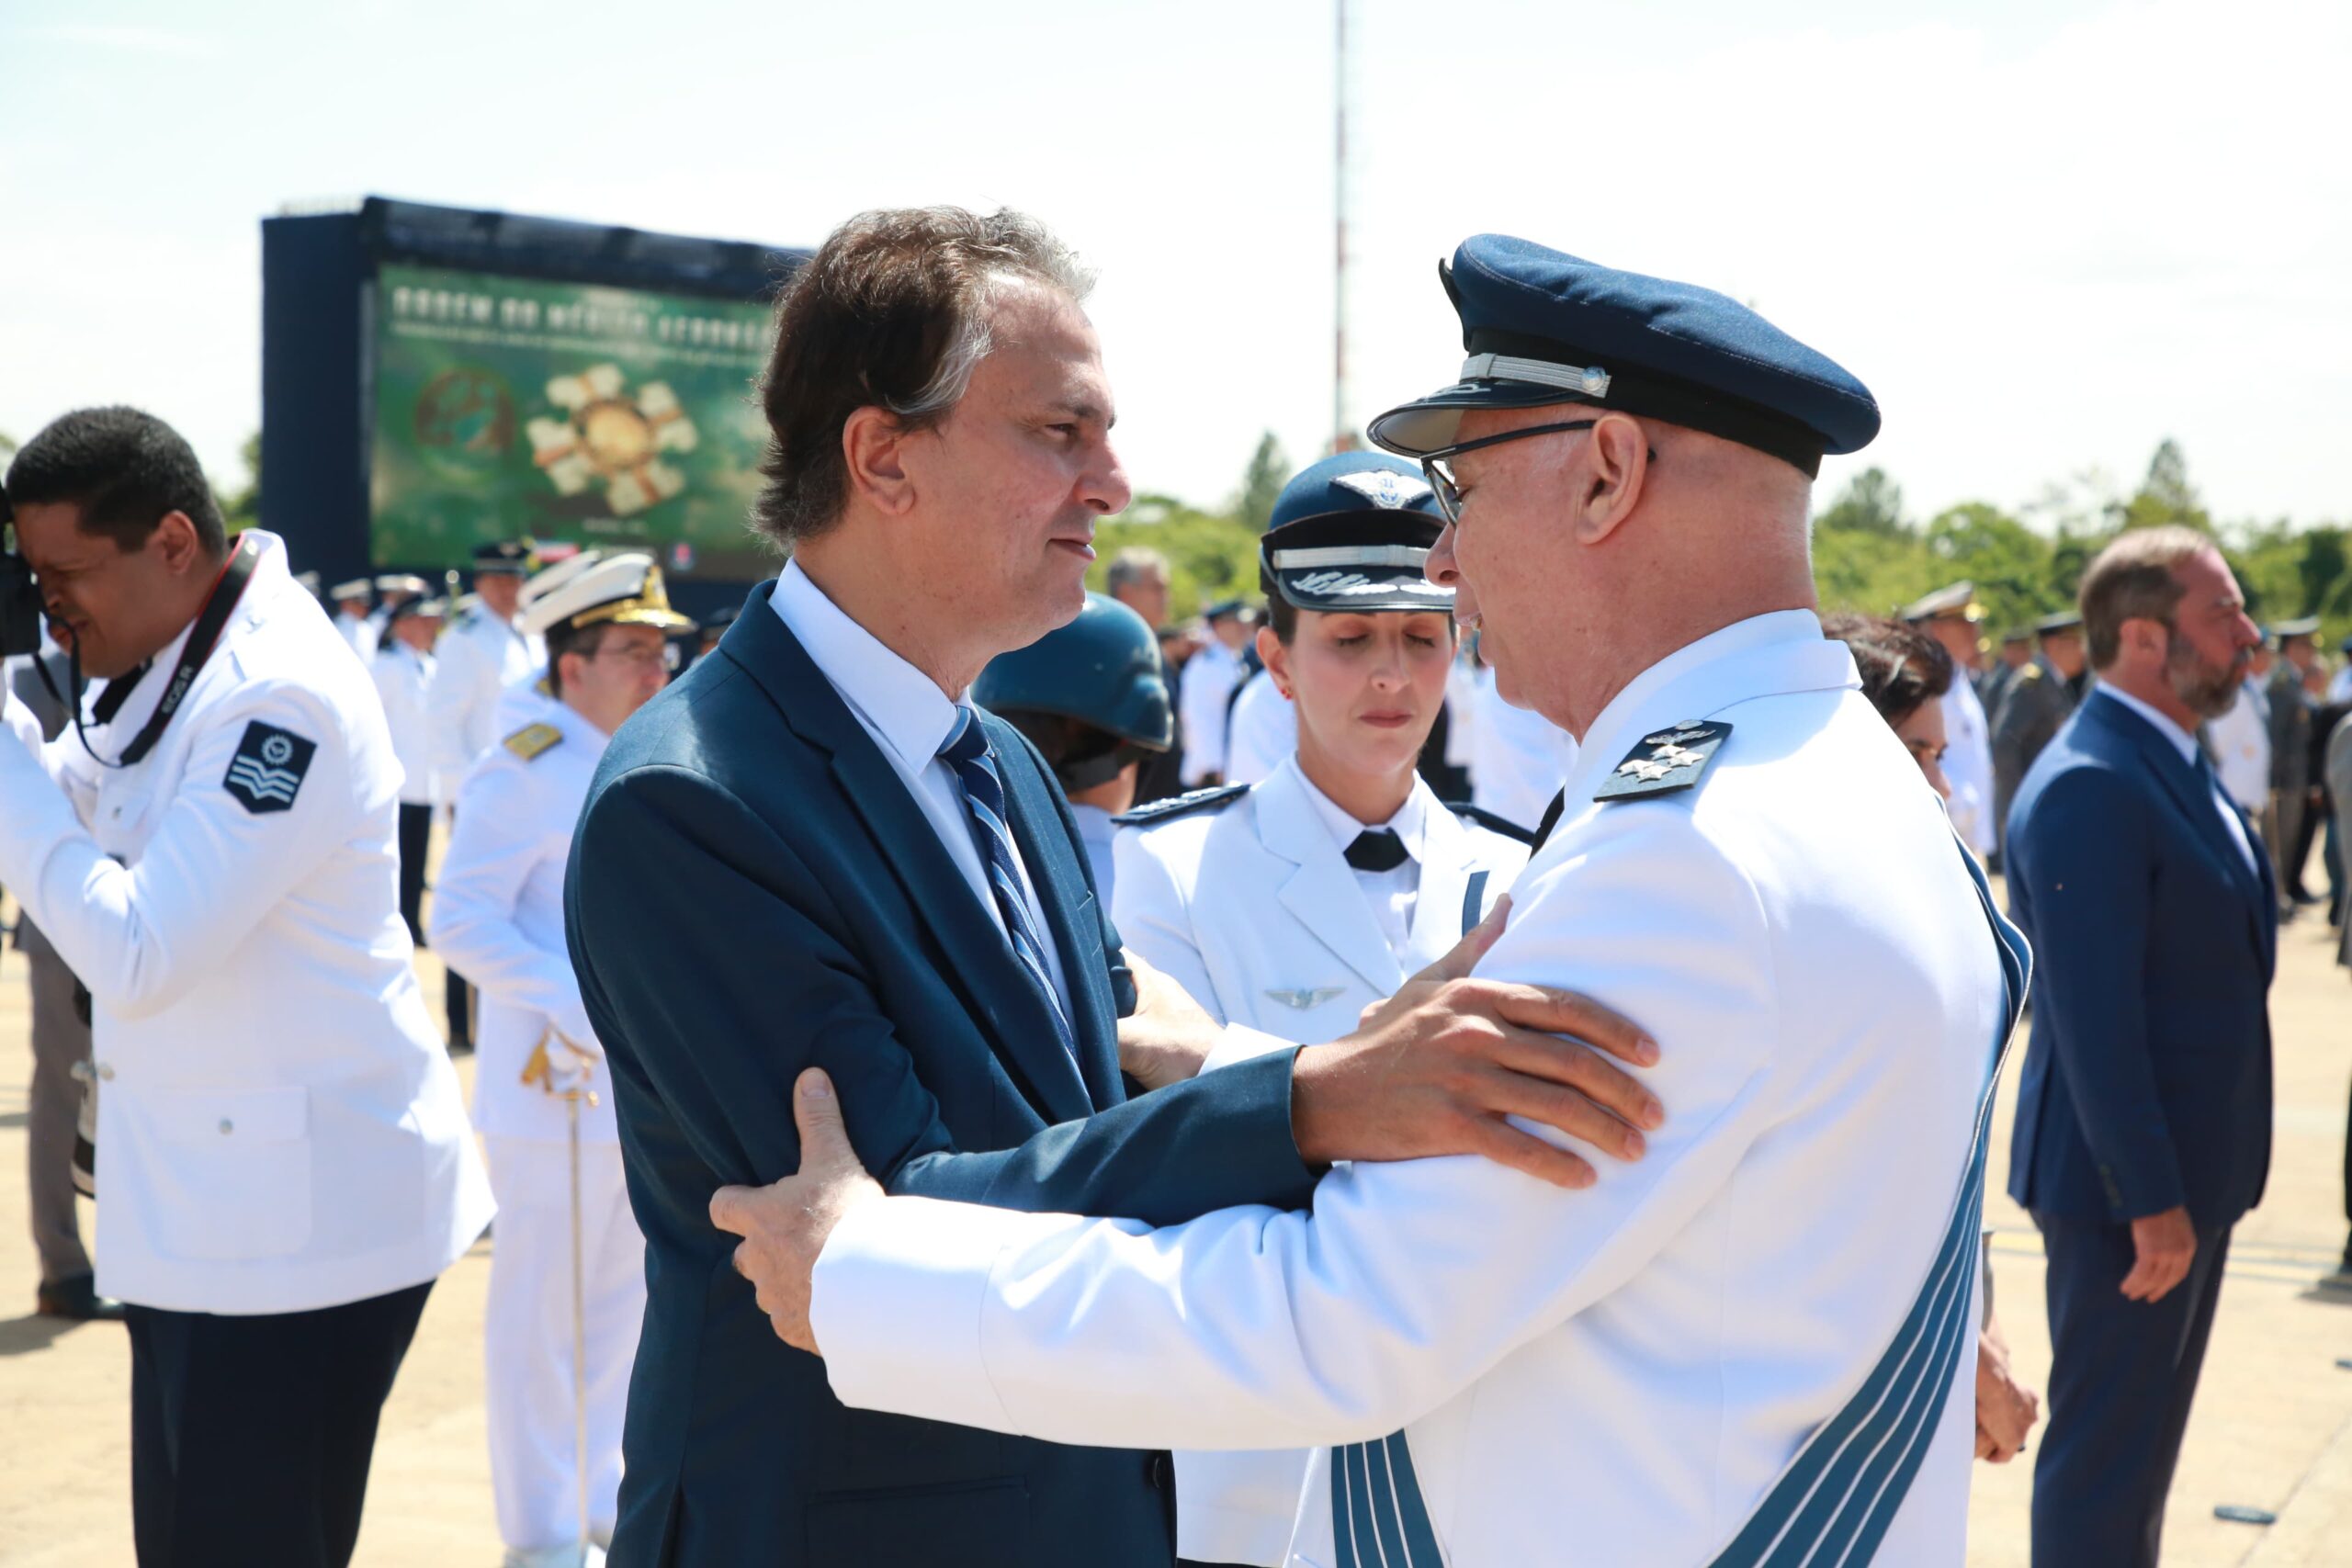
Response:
[1295,768,1426,964]
[2095,684,2260,876]
[769,561,1070,1011]
[813,610,2005,1567]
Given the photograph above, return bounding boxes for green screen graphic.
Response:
[368,264,775,580]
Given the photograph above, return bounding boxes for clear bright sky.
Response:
[4,0,2346,529]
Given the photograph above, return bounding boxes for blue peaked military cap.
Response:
[1259,453,1453,615]
[1368,235,1881,476]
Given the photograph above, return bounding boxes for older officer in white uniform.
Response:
[433,553,690,1568]
[738,239,2027,1568]
[0,407,492,1568]
[1111,451,1530,1566]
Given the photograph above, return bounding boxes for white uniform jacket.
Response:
[1940,676,1996,856]
[0,533,492,1314]
[371,639,439,807]
[428,601,543,800]
[1179,640,1245,784]
[2210,678,2273,814]
[1224,669,1298,788]
[1114,757,1528,1564]
[430,694,616,1145]
[335,608,379,665]
[812,611,2009,1567]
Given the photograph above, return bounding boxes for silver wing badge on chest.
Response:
[1265,986,1349,1010]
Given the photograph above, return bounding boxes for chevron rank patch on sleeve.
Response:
[503,722,563,761]
[221,721,317,814]
[1594,719,1733,803]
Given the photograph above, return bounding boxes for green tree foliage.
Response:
[1235,431,1289,534]
[1815,466,1907,538]
[1087,493,1263,621]
[217,431,261,533]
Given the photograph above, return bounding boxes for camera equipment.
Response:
[0,486,45,659]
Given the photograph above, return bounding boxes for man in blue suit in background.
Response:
[564,208,1665,1567]
[2005,525,2274,1567]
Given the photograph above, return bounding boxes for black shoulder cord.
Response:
[72,533,266,770]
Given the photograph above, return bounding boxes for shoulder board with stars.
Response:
[1113,783,1248,828]
[1594,719,1733,803]
[502,722,563,762]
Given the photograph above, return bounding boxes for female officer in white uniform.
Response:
[1110,451,1531,1568]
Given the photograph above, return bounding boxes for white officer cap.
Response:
[522,551,695,638]
[329,578,372,601]
[519,547,606,615]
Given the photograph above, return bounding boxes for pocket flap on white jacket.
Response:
[149,1085,309,1145]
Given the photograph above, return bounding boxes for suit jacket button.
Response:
[219,1119,234,1135]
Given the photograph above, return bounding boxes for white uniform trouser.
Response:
[483,1134,644,1551]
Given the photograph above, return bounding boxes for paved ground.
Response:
[2,875,2349,1565]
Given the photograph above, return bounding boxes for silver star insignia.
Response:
[1617,758,1652,777]
[1265,986,1348,1010]
[1654,744,1704,770]
[1633,760,1675,782]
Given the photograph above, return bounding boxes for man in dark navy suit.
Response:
[565,208,1664,1568]
[2004,525,2274,1568]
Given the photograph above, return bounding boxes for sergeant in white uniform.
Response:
[1110,452,1531,1566]
[970,591,1173,901]
[1178,601,1251,785]
[0,407,492,1567]
[432,553,691,1568]
[752,240,2025,1568]
[373,594,446,945]
[1904,582,1997,861]
[330,577,377,661]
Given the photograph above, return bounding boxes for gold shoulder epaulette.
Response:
[533,675,553,697]
[503,722,562,761]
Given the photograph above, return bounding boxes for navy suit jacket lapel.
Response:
[2088,694,2270,955]
[984,712,1125,1111]
[718,587,1093,1124]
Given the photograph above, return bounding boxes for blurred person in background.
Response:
[329,578,376,661]
[1991,612,2091,861]
[1103,547,1187,806]
[372,595,446,950]
[2211,639,2273,820]
[1904,581,1997,863]
[1982,627,2033,719]
[2004,526,2271,1568]
[2267,617,2321,908]
[1177,598,1250,785]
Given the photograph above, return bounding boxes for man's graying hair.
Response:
[2078,525,2212,670]
[750,208,1095,549]
[1104,547,1169,596]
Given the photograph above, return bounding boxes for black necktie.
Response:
[1531,786,1568,852]
[1345,829,1409,873]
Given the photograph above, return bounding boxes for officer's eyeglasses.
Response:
[1419,419,1621,525]
[593,642,669,671]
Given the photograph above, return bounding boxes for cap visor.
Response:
[1272,569,1454,615]
[1367,380,1596,457]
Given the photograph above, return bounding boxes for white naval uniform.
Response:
[1114,757,1527,1564]
[1939,675,1996,857]
[2211,677,2274,814]
[428,598,545,800]
[1070,801,1118,902]
[1179,639,1247,785]
[492,663,558,739]
[1468,663,1581,835]
[430,692,642,1552]
[334,606,379,664]
[0,532,492,1314]
[371,639,439,807]
[812,611,2008,1567]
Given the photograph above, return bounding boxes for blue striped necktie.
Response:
[939,708,1080,1068]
